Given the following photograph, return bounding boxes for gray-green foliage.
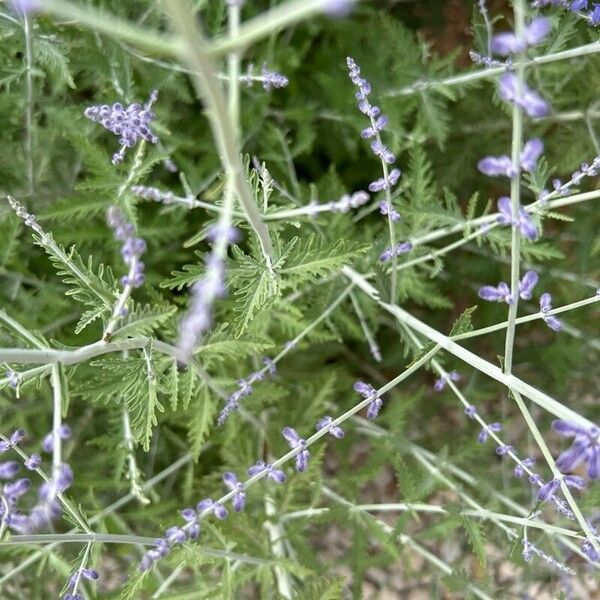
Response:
[0,1,599,598]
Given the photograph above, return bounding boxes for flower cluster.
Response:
[537,474,586,502]
[478,270,538,304]
[316,416,345,438]
[552,419,600,479]
[41,424,71,453]
[379,241,412,262]
[498,72,550,117]
[433,371,461,392]
[65,568,100,600]
[307,190,371,215]
[84,91,159,164]
[379,201,401,222]
[490,17,551,55]
[522,538,576,574]
[106,206,146,290]
[346,57,402,198]
[540,155,600,202]
[238,63,289,90]
[539,292,562,331]
[568,1,600,25]
[495,197,538,241]
[477,138,543,178]
[282,427,310,472]
[217,357,277,425]
[353,380,383,419]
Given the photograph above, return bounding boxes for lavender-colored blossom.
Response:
[68,568,99,589]
[477,422,503,443]
[539,293,562,331]
[433,371,460,392]
[323,0,354,17]
[196,498,228,520]
[84,91,159,165]
[41,424,72,453]
[570,0,588,10]
[247,460,286,483]
[477,155,515,178]
[538,475,586,502]
[464,405,477,419]
[495,444,515,456]
[379,241,412,262]
[552,419,600,479]
[379,201,401,221]
[370,140,395,163]
[514,457,535,478]
[354,380,383,419]
[520,138,544,172]
[106,206,146,289]
[478,282,513,304]
[6,369,19,389]
[24,453,41,471]
[10,429,25,445]
[282,427,310,472]
[495,197,538,240]
[263,357,277,375]
[491,18,550,56]
[261,64,289,91]
[223,471,246,512]
[316,416,345,438]
[592,4,600,25]
[522,539,575,574]
[0,461,19,479]
[362,115,389,139]
[329,190,371,213]
[4,478,31,501]
[206,224,241,244]
[178,253,226,363]
[369,168,401,193]
[518,270,539,300]
[499,73,550,117]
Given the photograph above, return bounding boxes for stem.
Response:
[122,408,150,505]
[342,265,597,429]
[23,12,34,195]
[227,0,242,134]
[50,365,62,496]
[386,39,600,97]
[503,0,526,375]
[165,1,274,268]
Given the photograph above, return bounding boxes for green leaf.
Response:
[462,515,487,568]
[187,384,216,459]
[449,306,477,337]
[293,576,346,600]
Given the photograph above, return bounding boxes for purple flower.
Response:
[0,461,20,479]
[223,471,246,512]
[106,207,146,289]
[282,427,310,473]
[478,282,512,304]
[477,422,503,443]
[247,460,286,483]
[552,420,600,479]
[330,191,371,213]
[41,424,72,453]
[379,241,412,262]
[379,201,401,222]
[323,0,354,17]
[369,168,401,193]
[464,405,477,419]
[520,138,544,172]
[477,155,515,178]
[518,270,538,300]
[68,568,99,589]
[4,478,31,501]
[514,457,535,478]
[354,380,383,419]
[316,416,344,438]
[260,64,288,90]
[570,0,588,10]
[6,369,19,389]
[495,444,514,456]
[592,4,600,25]
[361,115,389,139]
[538,475,586,502]
[10,429,25,445]
[495,197,537,240]
[196,498,228,520]
[24,453,41,471]
[491,18,550,56]
[499,73,550,117]
[539,293,562,331]
[84,91,159,165]
[433,371,460,392]
[370,140,395,163]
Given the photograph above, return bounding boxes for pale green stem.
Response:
[151,564,185,599]
[165,1,274,268]
[264,494,293,599]
[503,0,526,375]
[50,365,62,494]
[210,0,344,56]
[227,0,242,135]
[349,290,381,362]
[321,487,494,600]
[23,12,34,195]
[386,39,600,97]
[341,265,596,429]
[68,542,92,599]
